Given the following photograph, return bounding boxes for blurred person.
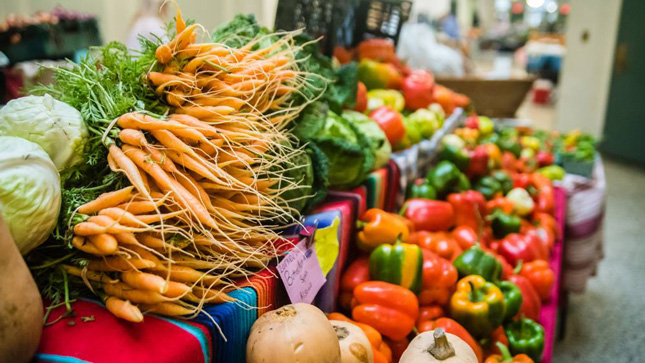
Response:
[126,0,168,53]
[440,0,460,40]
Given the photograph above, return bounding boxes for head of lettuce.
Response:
[0,136,61,254]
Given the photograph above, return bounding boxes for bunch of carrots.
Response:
[63,7,321,324]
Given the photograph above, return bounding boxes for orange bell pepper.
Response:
[357,208,410,251]
[486,144,502,169]
[531,173,554,214]
[352,281,419,340]
[486,197,515,215]
[421,318,484,363]
[519,260,555,301]
[339,257,370,310]
[327,312,391,363]
[418,250,458,306]
[410,231,463,261]
[484,342,534,363]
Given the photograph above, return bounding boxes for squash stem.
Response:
[428,328,456,360]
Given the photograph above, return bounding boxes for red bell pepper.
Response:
[410,231,463,261]
[433,85,456,114]
[465,115,479,129]
[497,233,545,267]
[482,326,509,356]
[512,173,531,189]
[522,226,551,260]
[386,337,410,363]
[352,281,419,340]
[339,257,370,310]
[402,199,455,232]
[452,225,479,250]
[402,70,435,110]
[508,274,541,321]
[354,81,368,112]
[370,106,406,145]
[420,318,484,363]
[448,191,487,231]
[467,145,490,178]
[519,260,555,301]
[531,173,554,214]
[502,152,518,173]
[418,249,458,306]
[416,305,445,327]
[535,150,554,167]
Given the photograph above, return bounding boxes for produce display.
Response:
[327,118,567,363]
[0,4,595,363]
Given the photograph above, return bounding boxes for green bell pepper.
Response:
[426,161,467,197]
[474,176,503,200]
[479,132,499,145]
[369,241,424,294]
[439,144,471,171]
[490,210,522,239]
[396,116,423,150]
[497,281,523,322]
[496,129,521,158]
[453,245,502,282]
[505,318,545,361]
[406,179,437,200]
[491,170,513,195]
[457,172,472,192]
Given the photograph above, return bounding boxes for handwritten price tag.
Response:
[277,238,326,304]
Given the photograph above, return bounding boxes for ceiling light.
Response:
[527,0,545,8]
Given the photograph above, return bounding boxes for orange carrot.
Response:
[62,264,118,284]
[117,113,187,132]
[105,296,144,322]
[162,281,192,298]
[140,302,194,316]
[113,232,140,245]
[176,105,236,119]
[88,257,156,271]
[192,287,236,303]
[121,270,168,293]
[134,210,185,225]
[116,201,160,215]
[87,233,119,254]
[103,282,168,304]
[74,222,108,236]
[170,114,222,138]
[156,44,173,64]
[78,186,135,214]
[99,208,148,227]
[119,129,148,147]
[71,236,110,256]
[109,144,150,196]
[124,148,217,229]
[151,265,221,285]
[164,150,220,182]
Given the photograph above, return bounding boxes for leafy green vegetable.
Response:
[211,14,272,48]
[342,110,392,169]
[29,41,165,245]
[311,111,374,189]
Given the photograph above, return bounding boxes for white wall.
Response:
[0,0,279,44]
[556,0,623,137]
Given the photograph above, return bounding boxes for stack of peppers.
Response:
[330,121,562,363]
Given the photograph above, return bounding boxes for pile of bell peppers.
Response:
[330,122,563,363]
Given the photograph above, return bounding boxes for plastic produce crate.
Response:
[0,19,101,64]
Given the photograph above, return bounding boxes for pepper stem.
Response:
[356,221,368,229]
[514,260,524,275]
[399,203,409,216]
[496,342,513,362]
[428,328,455,360]
[468,281,481,302]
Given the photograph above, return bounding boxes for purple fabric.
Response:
[565,212,604,239]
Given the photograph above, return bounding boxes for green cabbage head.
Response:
[0,94,87,174]
[0,136,61,254]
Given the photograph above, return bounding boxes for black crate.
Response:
[275,0,412,56]
[353,0,412,46]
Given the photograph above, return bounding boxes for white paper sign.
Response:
[277,238,326,304]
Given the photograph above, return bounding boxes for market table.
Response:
[34,114,567,363]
